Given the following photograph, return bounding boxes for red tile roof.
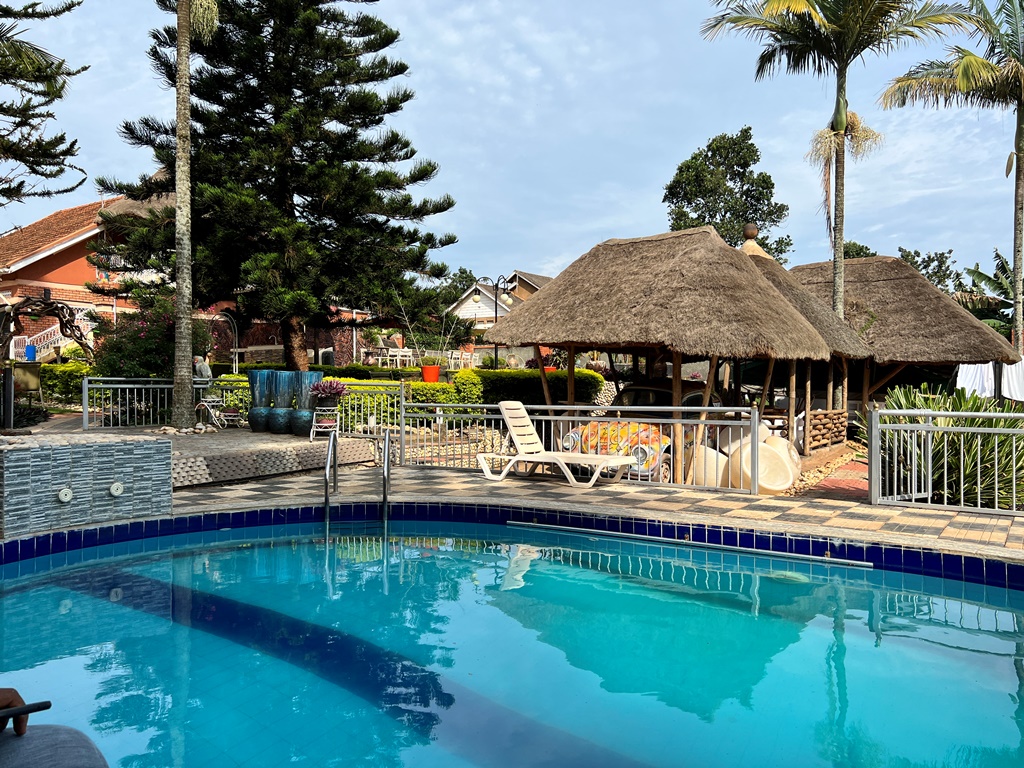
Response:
[0,197,123,271]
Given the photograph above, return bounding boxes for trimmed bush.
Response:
[475,369,604,405]
[40,361,92,404]
[453,369,483,405]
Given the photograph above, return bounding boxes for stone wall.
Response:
[0,434,171,539]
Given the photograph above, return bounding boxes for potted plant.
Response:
[311,378,347,408]
[419,355,443,383]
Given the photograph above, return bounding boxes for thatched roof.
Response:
[486,227,830,361]
[747,255,870,359]
[100,194,176,219]
[791,257,1021,365]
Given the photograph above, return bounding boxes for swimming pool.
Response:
[2,521,1024,767]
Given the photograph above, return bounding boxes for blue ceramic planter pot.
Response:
[248,406,271,432]
[267,407,293,434]
[294,371,323,411]
[247,369,272,408]
[270,370,297,408]
[290,409,315,437]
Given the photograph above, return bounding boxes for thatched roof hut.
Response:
[748,255,870,360]
[486,227,830,361]
[791,257,1020,366]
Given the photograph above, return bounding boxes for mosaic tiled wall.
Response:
[0,435,172,539]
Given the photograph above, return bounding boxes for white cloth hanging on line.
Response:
[956,363,995,398]
[1002,360,1024,401]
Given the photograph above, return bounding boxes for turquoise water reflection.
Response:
[1,523,1023,767]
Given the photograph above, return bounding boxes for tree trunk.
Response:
[282,315,308,371]
[832,71,847,322]
[171,0,194,429]
[1014,102,1024,354]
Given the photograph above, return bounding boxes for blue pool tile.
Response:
[199,514,216,532]
[675,524,690,542]
[97,527,114,546]
[34,534,50,558]
[230,511,245,527]
[791,537,811,557]
[943,554,965,581]
[50,531,67,554]
[283,508,296,524]
[707,527,722,546]
[647,521,662,538]
[66,529,82,552]
[691,525,706,544]
[727,530,743,549]
[82,528,99,549]
[811,539,830,559]
[620,518,636,536]
[128,522,143,541]
[964,581,986,603]
[770,534,788,554]
[903,573,924,592]
[754,533,771,553]
[863,544,883,568]
[845,543,865,564]
[112,524,128,543]
[3,540,17,564]
[922,550,943,578]
[171,517,187,534]
[963,556,985,584]
[986,560,1008,589]
[244,510,258,527]
[272,509,286,525]
[883,547,903,570]
[218,512,232,528]
[902,549,923,575]
[830,541,847,561]
[258,508,273,526]
[1006,562,1024,592]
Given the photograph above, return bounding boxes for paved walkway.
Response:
[24,414,1024,563]
[172,461,1024,565]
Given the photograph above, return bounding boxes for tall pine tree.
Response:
[0,1,85,208]
[97,0,455,370]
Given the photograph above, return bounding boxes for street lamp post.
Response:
[472,276,514,369]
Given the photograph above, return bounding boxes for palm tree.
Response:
[703,1,974,319]
[956,249,1015,337]
[882,0,1024,353]
[171,0,218,429]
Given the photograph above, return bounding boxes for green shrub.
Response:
[91,296,213,378]
[13,402,49,428]
[210,373,252,412]
[419,356,444,366]
[877,384,1024,510]
[40,361,92,404]
[474,369,604,405]
[453,369,483,405]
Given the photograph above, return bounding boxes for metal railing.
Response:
[324,430,339,520]
[82,377,251,429]
[400,401,762,492]
[869,408,1024,515]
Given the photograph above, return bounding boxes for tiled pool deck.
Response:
[173,461,1024,566]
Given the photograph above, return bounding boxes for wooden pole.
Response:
[606,351,623,395]
[758,358,775,415]
[631,351,641,380]
[803,361,812,456]
[685,355,718,484]
[535,344,552,407]
[826,358,834,411]
[721,361,731,394]
[841,356,849,410]
[672,350,683,485]
[788,360,797,449]
[566,343,576,405]
[862,358,871,418]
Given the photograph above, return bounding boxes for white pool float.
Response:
[726,442,795,495]
[716,422,771,456]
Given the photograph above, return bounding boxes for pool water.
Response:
[2,522,1024,767]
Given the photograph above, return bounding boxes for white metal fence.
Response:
[82,377,251,429]
[868,408,1024,515]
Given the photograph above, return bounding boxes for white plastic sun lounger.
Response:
[476,401,636,488]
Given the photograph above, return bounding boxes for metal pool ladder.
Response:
[324,431,339,522]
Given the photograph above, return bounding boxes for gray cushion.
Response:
[0,725,108,768]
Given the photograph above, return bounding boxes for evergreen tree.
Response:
[96,0,455,370]
[0,1,86,208]
[663,127,792,262]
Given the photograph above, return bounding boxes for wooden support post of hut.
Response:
[566,343,576,405]
[686,356,718,485]
[788,360,797,450]
[759,359,775,415]
[826,360,834,411]
[535,344,553,408]
[672,351,683,485]
[803,361,812,457]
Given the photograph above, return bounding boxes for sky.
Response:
[6,0,1015,282]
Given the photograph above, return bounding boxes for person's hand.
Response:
[0,688,27,736]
